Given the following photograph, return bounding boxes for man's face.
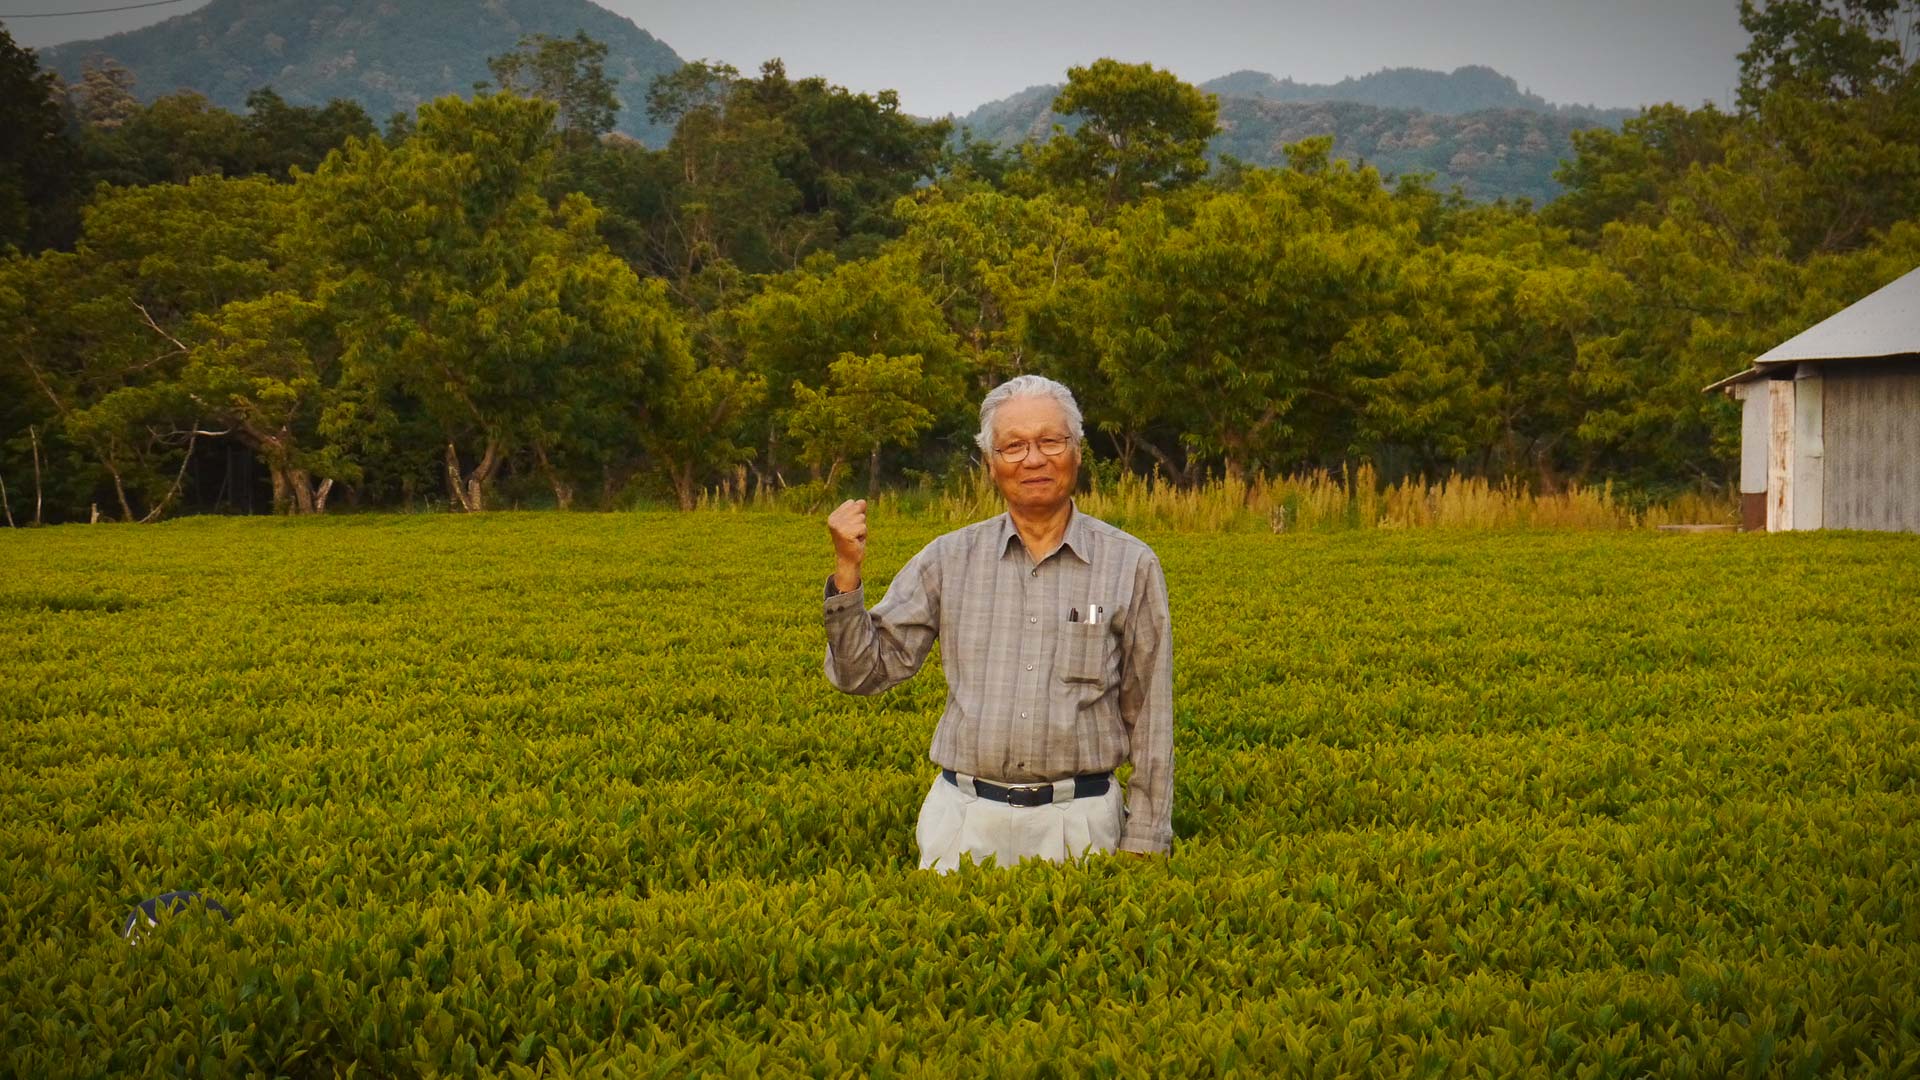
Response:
[988,395,1080,514]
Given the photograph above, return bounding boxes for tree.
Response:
[1737,0,1917,107]
[1339,209,1605,485]
[892,189,1110,391]
[1030,59,1219,209]
[640,60,811,288]
[1545,104,1740,240]
[786,352,938,498]
[486,32,620,145]
[240,88,376,179]
[79,91,251,187]
[734,252,964,486]
[627,58,952,288]
[67,56,138,129]
[292,93,687,512]
[738,60,952,247]
[0,26,79,254]
[1058,141,1410,482]
[0,175,293,520]
[644,361,766,510]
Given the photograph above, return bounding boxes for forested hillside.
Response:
[1202,65,1635,121]
[2,1,1916,524]
[36,0,683,143]
[960,68,1628,203]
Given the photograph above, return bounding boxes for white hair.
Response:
[975,374,1086,454]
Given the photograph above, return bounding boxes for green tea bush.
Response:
[2,513,1915,1077]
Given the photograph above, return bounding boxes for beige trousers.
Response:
[914,772,1126,872]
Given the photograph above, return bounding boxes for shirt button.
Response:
[1030,568,1038,577]
[1020,712,1027,719]
[1026,664,1034,671]
[1028,615,1036,624]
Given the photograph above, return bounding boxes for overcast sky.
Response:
[8,0,1747,117]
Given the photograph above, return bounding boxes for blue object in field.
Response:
[121,890,234,941]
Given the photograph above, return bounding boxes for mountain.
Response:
[956,65,1635,203]
[37,0,683,144]
[1214,99,1608,204]
[1200,65,1634,123]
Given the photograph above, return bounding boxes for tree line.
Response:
[2,0,1916,521]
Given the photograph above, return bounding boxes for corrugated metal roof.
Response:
[1754,265,1920,364]
[1704,263,1920,393]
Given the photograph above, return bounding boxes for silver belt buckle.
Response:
[1016,778,1079,805]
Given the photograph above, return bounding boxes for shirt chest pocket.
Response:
[1057,620,1112,685]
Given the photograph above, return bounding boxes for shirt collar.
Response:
[998,501,1093,566]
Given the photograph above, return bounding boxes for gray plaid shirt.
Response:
[823,505,1174,853]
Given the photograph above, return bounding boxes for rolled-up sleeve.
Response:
[823,542,943,696]
[1116,554,1174,853]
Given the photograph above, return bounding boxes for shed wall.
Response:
[1821,360,1920,532]
[1738,384,1769,493]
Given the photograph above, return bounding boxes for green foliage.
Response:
[296,93,689,510]
[787,352,939,496]
[0,91,693,520]
[623,58,951,288]
[70,85,375,191]
[1056,145,1413,480]
[1,516,1916,1075]
[486,32,621,144]
[0,175,292,519]
[1737,0,1917,107]
[1030,58,1220,208]
[7,10,1920,516]
[643,360,766,510]
[735,252,964,483]
[892,189,1109,387]
[238,88,377,179]
[0,25,79,254]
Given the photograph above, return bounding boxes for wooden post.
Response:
[1766,377,1795,532]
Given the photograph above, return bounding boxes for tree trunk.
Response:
[138,429,200,524]
[867,444,881,502]
[445,442,470,511]
[106,454,134,521]
[464,438,502,512]
[671,464,696,511]
[289,469,319,514]
[1136,436,1191,486]
[532,441,574,510]
[30,425,42,526]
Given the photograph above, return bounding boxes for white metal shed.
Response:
[1706,266,1920,533]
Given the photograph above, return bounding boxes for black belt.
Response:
[942,768,1111,807]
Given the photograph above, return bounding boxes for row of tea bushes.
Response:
[2,513,1915,1075]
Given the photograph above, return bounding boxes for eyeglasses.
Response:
[994,435,1076,463]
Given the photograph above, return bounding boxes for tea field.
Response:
[2,512,1917,1077]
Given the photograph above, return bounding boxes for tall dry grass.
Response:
[921,463,1738,533]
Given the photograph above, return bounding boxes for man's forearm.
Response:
[832,559,860,595]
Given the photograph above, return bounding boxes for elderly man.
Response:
[822,374,1174,870]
